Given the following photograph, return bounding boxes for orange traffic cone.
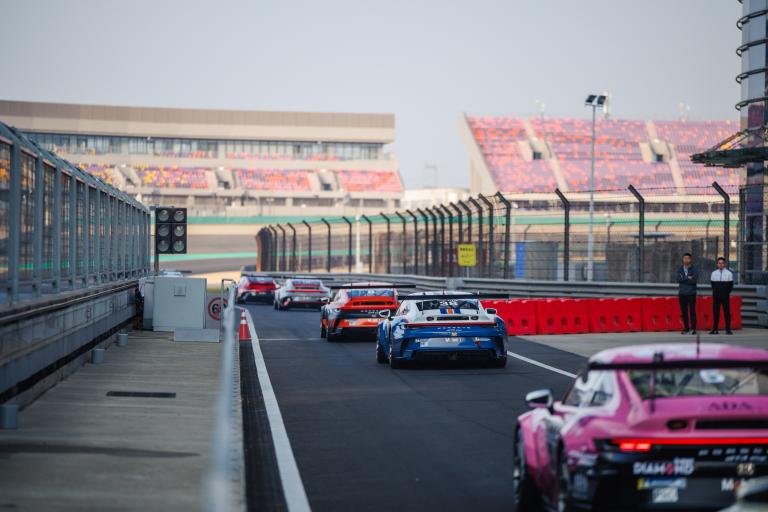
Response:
[238,310,251,341]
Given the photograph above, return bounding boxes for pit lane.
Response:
[239,303,584,512]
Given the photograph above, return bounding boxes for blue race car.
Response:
[375,291,508,369]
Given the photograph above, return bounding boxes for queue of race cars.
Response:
[239,270,768,512]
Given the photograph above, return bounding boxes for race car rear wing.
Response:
[587,360,768,372]
[399,292,512,300]
[330,283,417,290]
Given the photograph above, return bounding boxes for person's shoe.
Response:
[726,330,734,335]
[709,329,718,335]
[691,330,697,335]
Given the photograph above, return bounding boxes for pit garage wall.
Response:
[0,282,137,407]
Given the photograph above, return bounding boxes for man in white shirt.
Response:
[710,257,734,335]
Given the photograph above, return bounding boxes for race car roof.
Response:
[589,343,768,367]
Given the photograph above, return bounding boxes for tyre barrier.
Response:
[483,296,742,336]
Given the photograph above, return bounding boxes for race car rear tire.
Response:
[513,427,541,512]
[327,331,340,342]
[556,446,575,512]
[388,345,403,369]
[376,340,387,364]
[490,357,507,368]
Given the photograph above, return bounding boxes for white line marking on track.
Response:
[506,350,577,379]
[259,338,313,341]
[244,309,312,512]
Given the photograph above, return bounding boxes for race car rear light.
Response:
[289,289,325,293]
[609,437,768,449]
[618,441,652,452]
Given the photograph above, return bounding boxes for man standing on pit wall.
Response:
[710,257,734,335]
[677,252,698,334]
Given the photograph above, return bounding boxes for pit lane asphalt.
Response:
[241,303,586,512]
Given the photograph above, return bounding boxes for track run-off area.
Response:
[237,302,587,512]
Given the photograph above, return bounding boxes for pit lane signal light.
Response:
[155,207,187,254]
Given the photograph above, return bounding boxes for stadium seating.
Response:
[531,118,676,191]
[134,165,209,189]
[76,164,114,184]
[336,170,404,192]
[468,116,557,193]
[655,120,739,189]
[234,169,311,191]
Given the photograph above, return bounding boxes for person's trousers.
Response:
[712,295,731,331]
[678,294,696,331]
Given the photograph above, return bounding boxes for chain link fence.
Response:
[257,183,739,285]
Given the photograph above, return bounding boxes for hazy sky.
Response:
[0,0,741,189]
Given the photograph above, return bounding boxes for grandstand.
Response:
[0,100,403,218]
[461,115,739,197]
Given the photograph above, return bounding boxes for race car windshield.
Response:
[247,276,273,283]
[416,299,479,311]
[628,368,768,398]
[348,289,394,297]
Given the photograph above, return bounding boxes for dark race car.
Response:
[320,282,406,342]
[514,343,768,512]
[236,274,277,304]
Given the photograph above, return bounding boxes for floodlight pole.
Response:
[587,101,597,282]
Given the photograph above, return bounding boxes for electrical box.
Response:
[152,277,207,332]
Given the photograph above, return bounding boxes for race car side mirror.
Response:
[486,308,497,315]
[379,309,391,319]
[525,389,554,410]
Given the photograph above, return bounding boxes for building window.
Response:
[0,142,10,288]
[61,174,71,275]
[42,164,55,279]
[19,153,35,282]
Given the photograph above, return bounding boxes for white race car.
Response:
[274,278,331,310]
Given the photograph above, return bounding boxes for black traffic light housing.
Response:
[155,206,187,254]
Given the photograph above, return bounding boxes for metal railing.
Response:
[256,184,739,285]
[0,120,151,306]
[261,271,762,327]
[205,282,245,512]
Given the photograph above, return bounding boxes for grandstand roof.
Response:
[0,100,395,144]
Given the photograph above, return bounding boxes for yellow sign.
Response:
[457,244,477,267]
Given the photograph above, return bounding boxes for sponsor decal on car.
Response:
[632,458,694,476]
[722,478,750,492]
[637,478,687,490]
[651,487,679,504]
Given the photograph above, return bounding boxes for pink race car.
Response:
[514,343,768,511]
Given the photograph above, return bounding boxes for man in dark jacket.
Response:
[677,252,698,334]
[709,257,734,335]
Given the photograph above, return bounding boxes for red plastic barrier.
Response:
[696,295,743,331]
[642,297,684,332]
[504,299,539,335]
[482,299,539,335]
[536,298,590,335]
[588,298,643,333]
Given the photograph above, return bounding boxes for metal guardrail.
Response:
[205,283,244,512]
[0,280,138,328]
[265,271,763,327]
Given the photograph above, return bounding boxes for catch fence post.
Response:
[342,216,353,273]
[395,212,407,274]
[417,208,429,275]
[479,194,494,278]
[555,189,570,282]
[406,210,419,275]
[287,222,297,272]
[468,197,484,277]
[361,215,373,273]
[302,220,312,273]
[495,192,512,280]
[628,184,645,283]
[712,181,730,264]
[380,212,392,274]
